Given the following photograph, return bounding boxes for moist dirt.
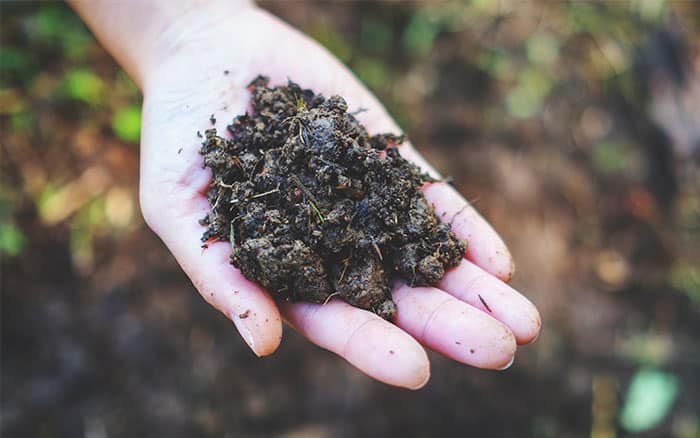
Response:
[200,76,465,320]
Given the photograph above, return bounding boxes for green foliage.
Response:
[308,21,352,63]
[69,197,107,271]
[636,0,668,24]
[32,3,92,59]
[531,415,558,438]
[115,70,140,98]
[669,264,700,304]
[36,182,67,225]
[0,46,37,80]
[567,3,605,34]
[470,0,500,15]
[112,105,142,143]
[353,57,390,91]
[505,67,553,118]
[402,9,440,56]
[360,19,393,54]
[0,88,28,114]
[591,141,637,174]
[0,223,26,256]
[526,32,560,66]
[58,68,105,105]
[0,191,25,256]
[34,5,70,40]
[618,333,673,366]
[620,368,679,433]
[476,48,516,81]
[10,111,34,133]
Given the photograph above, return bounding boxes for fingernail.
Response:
[507,259,516,282]
[526,329,540,345]
[232,313,258,356]
[409,364,431,390]
[525,311,542,345]
[498,356,515,371]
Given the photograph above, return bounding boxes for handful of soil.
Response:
[200,76,465,320]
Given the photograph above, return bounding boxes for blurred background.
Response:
[2,1,699,437]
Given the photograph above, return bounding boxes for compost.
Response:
[200,76,465,320]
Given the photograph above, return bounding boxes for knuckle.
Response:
[342,318,376,357]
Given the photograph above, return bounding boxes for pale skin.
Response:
[69,0,541,389]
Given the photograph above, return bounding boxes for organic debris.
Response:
[200,76,465,320]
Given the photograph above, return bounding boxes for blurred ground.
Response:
[2,1,700,437]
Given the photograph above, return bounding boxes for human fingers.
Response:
[281,300,430,389]
[139,178,283,357]
[392,283,517,369]
[394,145,515,282]
[438,259,541,345]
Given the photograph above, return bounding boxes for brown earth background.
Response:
[2,1,699,437]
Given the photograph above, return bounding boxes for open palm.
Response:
[138,6,540,389]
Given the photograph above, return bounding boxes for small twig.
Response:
[229,223,236,250]
[338,261,350,285]
[248,156,263,182]
[290,175,325,223]
[371,241,383,261]
[478,294,493,313]
[289,175,320,204]
[323,292,340,305]
[251,188,280,199]
[450,204,469,226]
[230,187,280,204]
[298,123,307,145]
[201,236,219,253]
[309,203,325,224]
[423,174,454,185]
[211,187,224,211]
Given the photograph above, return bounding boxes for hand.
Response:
[98,3,542,389]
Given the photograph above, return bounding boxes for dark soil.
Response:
[199,76,466,319]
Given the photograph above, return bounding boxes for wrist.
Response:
[69,0,255,90]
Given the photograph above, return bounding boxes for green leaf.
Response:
[308,22,352,63]
[592,141,635,174]
[402,10,440,56]
[526,32,560,66]
[620,368,679,433]
[505,68,553,119]
[360,19,393,54]
[669,264,700,304]
[636,0,667,23]
[0,223,26,256]
[567,3,604,33]
[34,4,68,40]
[60,68,105,105]
[505,85,542,119]
[112,105,142,143]
[0,46,37,79]
[10,112,34,133]
[476,48,516,81]
[32,4,92,59]
[353,58,390,90]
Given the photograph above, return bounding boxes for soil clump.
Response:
[200,76,465,320]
